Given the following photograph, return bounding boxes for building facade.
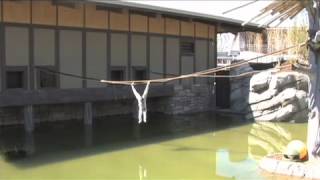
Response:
[0,0,260,128]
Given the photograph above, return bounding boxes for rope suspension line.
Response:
[35,41,307,85]
[196,70,264,78]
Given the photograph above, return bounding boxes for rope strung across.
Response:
[35,41,307,85]
[34,42,307,124]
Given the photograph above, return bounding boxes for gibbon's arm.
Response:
[131,83,141,99]
[142,81,150,98]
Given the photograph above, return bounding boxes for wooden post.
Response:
[84,125,93,147]
[25,132,35,155]
[84,102,93,146]
[307,0,320,160]
[84,102,93,125]
[24,105,34,133]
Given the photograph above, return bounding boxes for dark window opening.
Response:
[38,70,57,89]
[96,5,122,13]
[134,69,147,80]
[181,40,195,56]
[6,71,24,89]
[216,70,230,109]
[52,0,76,8]
[111,70,125,81]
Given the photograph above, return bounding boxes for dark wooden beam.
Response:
[0,84,174,107]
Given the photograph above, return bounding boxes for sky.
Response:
[127,0,308,27]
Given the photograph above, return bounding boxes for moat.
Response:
[0,113,307,179]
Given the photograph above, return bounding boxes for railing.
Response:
[217,58,233,67]
[217,51,299,67]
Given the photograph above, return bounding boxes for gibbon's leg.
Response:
[143,111,147,123]
[141,82,150,123]
[132,83,143,124]
[138,107,143,124]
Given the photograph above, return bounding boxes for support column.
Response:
[213,25,218,109]
[307,1,320,159]
[24,132,35,155]
[24,105,34,133]
[84,102,93,146]
[84,125,93,147]
[84,102,93,125]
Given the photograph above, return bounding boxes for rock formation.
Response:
[247,70,309,122]
[230,66,309,123]
[230,64,253,113]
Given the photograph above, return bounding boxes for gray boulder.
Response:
[247,70,309,123]
[250,71,273,93]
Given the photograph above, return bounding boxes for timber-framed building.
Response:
[0,0,261,129]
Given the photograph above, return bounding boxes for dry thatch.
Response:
[242,0,307,27]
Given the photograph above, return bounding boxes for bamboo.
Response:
[259,12,287,27]
[242,10,270,26]
[289,6,305,19]
[261,3,301,27]
[243,1,303,27]
[269,1,293,15]
[260,1,285,14]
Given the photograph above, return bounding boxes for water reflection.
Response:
[139,165,148,180]
[0,113,307,179]
[215,122,307,180]
[248,122,293,160]
[0,113,221,166]
[216,149,260,180]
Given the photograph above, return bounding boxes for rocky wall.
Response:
[230,65,309,123]
[247,70,309,122]
[149,84,215,115]
[230,64,254,113]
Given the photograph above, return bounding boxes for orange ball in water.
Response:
[284,140,308,161]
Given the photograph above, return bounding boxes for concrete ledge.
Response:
[260,154,320,179]
[0,84,174,107]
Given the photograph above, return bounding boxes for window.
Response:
[52,0,76,8]
[96,5,122,13]
[6,71,25,89]
[110,69,125,81]
[133,68,147,80]
[37,69,57,89]
[181,39,195,56]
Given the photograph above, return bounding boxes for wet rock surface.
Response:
[230,67,309,123]
[248,70,309,122]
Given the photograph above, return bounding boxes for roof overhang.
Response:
[86,0,264,33]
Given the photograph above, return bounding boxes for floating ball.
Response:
[284,140,308,161]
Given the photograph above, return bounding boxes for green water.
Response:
[0,113,307,180]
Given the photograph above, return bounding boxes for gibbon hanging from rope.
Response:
[131,82,150,124]
[34,41,307,125]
